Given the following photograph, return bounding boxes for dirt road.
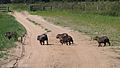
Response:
[3,11,119,68]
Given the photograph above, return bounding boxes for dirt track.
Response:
[3,11,120,68]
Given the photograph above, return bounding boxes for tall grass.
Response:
[2,2,119,16]
[8,4,28,11]
[29,2,120,16]
[1,4,29,11]
[31,10,120,46]
[0,12,26,52]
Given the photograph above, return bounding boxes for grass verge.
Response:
[0,12,26,58]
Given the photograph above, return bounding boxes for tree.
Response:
[0,0,11,4]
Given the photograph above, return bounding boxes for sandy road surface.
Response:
[3,11,119,68]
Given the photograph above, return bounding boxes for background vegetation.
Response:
[3,1,119,16]
[0,0,120,4]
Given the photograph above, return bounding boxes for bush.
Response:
[108,2,120,16]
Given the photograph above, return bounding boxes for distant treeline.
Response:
[29,1,120,16]
[0,0,120,4]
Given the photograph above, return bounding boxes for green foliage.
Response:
[107,2,120,16]
[2,2,120,16]
[11,0,24,3]
[0,12,26,53]
[29,2,120,16]
[7,4,28,11]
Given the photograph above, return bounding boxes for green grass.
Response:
[0,12,26,58]
[31,10,120,46]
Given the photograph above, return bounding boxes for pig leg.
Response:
[40,41,42,45]
[107,41,111,46]
[98,43,102,47]
[104,42,106,47]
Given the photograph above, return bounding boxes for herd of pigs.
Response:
[5,32,111,47]
[37,33,74,45]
